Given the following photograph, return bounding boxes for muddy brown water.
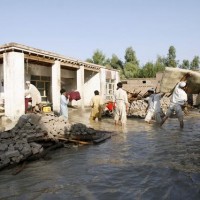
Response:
[0,108,200,199]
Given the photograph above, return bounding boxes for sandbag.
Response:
[160,67,200,94]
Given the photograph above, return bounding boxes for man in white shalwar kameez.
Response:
[161,81,188,128]
[144,89,155,123]
[26,81,42,113]
[60,89,70,120]
[114,82,129,126]
[145,89,165,124]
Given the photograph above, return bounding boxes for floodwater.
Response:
[0,108,200,200]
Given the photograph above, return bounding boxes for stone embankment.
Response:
[0,113,107,171]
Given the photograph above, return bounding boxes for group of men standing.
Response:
[89,82,129,126]
[25,76,190,129]
[90,76,189,129]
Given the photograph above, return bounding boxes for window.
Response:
[106,79,115,100]
[31,75,50,103]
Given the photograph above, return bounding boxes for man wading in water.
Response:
[161,80,188,129]
[113,82,129,127]
[144,88,165,125]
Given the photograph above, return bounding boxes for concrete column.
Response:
[76,65,84,109]
[52,60,61,113]
[3,52,25,120]
[100,68,106,100]
[0,64,4,98]
[115,71,120,84]
[84,71,100,106]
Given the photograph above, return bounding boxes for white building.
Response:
[0,43,120,120]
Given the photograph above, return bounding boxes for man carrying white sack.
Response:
[25,81,42,113]
[161,81,188,129]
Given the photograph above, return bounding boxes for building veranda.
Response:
[0,42,120,121]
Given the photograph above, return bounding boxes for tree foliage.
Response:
[110,54,123,70]
[190,56,200,70]
[141,62,156,77]
[123,62,139,78]
[124,47,139,66]
[85,45,199,79]
[123,47,139,78]
[166,46,177,68]
[86,49,107,65]
[154,56,166,72]
[180,59,190,69]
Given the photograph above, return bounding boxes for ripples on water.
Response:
[0,109,200,199]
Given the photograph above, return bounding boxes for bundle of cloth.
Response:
[65,91,81,101]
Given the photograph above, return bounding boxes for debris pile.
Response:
[128,100,148,118]
[68,123,109,142]
[0,113,111,171]
[128,96,170,118]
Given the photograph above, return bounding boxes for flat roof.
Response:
[0,42,113,72]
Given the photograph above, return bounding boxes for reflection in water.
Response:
[0,109,200,199]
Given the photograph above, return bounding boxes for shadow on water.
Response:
[0,108,200,199]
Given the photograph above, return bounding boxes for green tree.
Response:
[104,58,112,69]
[154,55,166,72]
[124,47,139,65]
[190,56,200,70]
[124,62,139,78]
[180,59,190,69]
[86,49,106,65]
[123,47,139,78]
[85,58,93,63]
[142,62,155,77]
[110,54,123,70]
[166,46,177,68]
[136,68,144,78]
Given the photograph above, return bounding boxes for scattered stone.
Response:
[128,96,170,118]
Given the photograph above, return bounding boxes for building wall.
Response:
[84,70,100,106]
[82,69,120,106]
[122,72,163,94]
[122,78,157,94]
[0,64,4,96]
[25,64,76,80]
[0,64,4,105]
[61,69,76,94]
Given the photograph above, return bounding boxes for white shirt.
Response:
[146,93,162,112]
[171,83,187,105]
[146,94,154,111]
[152,94,162,112]
[27,84,42,106]
[114,88,128,105]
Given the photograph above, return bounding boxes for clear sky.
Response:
[1,0,200,65]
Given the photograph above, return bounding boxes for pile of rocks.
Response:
[128,100,148,118]
[70,123,97,136]
[68,123,108,142]
[128,96,170,118]
[0,113,71,171]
